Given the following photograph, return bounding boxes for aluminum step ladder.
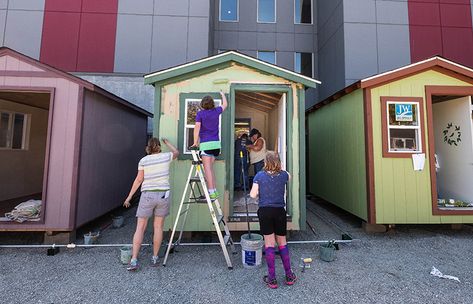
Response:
[162,147,236,269]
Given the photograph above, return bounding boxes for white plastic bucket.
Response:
[240,233,264,268]
[120,246,132,264]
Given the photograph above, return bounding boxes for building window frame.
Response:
[257,50,277,64]
[257,0,277,24]
[0,110,30,151]
[294,52,314,78]
[380,96,425,158]
[294,0,313,25]
[219,0,239,22]
[178,93,227,160]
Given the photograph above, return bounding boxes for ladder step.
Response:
[189,177,201,183]
[216,215,224,224]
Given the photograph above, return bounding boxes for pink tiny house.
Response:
[0,48,150,236]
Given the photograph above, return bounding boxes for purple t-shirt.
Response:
[254,170,289,208]
[195,106,223,144]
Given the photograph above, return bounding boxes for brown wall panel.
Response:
[75,90,147,227]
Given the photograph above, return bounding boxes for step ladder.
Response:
[162,147,236,269]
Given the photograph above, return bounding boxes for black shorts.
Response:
[257,207,287,236]
[200,149,220,157]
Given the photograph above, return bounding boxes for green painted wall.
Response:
[153,64,303,231]
[307,90,368,220]
[371,70,473,224]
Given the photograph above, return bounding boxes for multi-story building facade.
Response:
[1,0,472,112]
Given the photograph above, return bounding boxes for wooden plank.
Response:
[236,98,272,112]
[237,92,277,107]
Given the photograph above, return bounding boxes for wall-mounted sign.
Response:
[395,103,413,121]
[443,123,461,146]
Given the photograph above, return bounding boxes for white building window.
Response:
[257,51,276,64]
[0,111,29,150]
[183,98,222,154]
[294,0,312,24]
[257,0,276,23]
[386,101,422,153]
[295,52,313,77]
[220,0,238,22]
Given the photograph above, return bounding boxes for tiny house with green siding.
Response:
[144,51,320,231]
[307,57,473,226]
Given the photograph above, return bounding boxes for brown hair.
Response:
[263,151,282,174]
[145,137,161,155]
[200,95,215,110]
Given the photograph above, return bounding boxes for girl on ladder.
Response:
[191,91,227,199]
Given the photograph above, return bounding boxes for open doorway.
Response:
[433,95,473,210]
[232,90,287,215]
[0,90,51,222]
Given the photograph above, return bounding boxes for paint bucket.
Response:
[240,233,264,268]
[112,216,124,228]
[319,242,336,262]
[120,246,132,264]
[83,232,99,245]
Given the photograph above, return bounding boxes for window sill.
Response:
[382,151,422,158]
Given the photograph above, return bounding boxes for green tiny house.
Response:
[307,57,473,225]
[144,51,320,231]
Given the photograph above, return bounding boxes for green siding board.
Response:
[298,88,306,230]
[308,89,368,220]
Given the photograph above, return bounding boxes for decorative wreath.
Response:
[442,123,461,146]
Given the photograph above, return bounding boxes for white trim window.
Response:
[294,52,313,77]
[257,0,276,23]
[219,0,239,22]
[257,51,276,64]
[294,0,313,24]
[183,98,222,154]
[0,111,29,150]
[386,101,422,153]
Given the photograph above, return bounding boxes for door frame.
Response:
[426,85,473,215]
[228,83,294,217]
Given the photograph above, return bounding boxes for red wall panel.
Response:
[45,0,82,12]
[40,12,81,71]
[40,0,118,72]
[82,0,119,13]
[76,13,117,72]
[408,0,473,68]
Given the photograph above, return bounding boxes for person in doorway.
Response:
[247,128,267,175]
[191,91,228,199]
[123,138,179,271]
[250,151,296,289]
[234,133,250,191]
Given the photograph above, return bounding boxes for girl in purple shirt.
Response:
[250,152,296,289]
[191,91,227,199]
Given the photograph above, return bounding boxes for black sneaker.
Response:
[263,275,278,289]
[285,272,297,286]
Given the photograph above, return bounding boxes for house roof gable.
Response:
[144,51,321,88]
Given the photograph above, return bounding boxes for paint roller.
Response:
[212,78,230,92]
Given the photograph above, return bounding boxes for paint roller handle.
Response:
[240,151,243,159]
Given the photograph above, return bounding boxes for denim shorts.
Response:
[200,149,220,157]
[136,191,170,218]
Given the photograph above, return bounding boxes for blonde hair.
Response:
[263,151,282,174]
[145,137,161,155]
